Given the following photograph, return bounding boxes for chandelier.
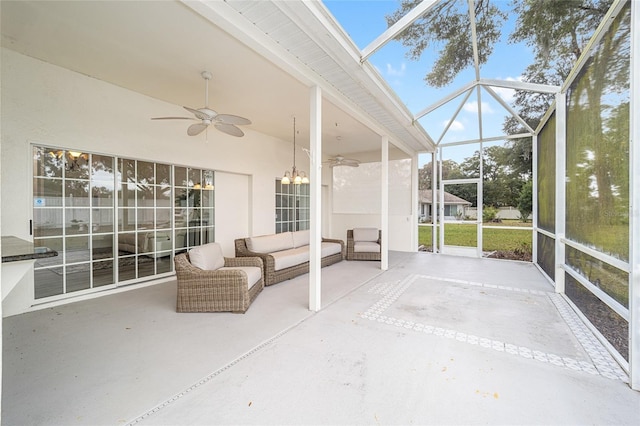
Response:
[281,117,309,185]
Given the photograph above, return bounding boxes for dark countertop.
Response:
[1,236,58,263]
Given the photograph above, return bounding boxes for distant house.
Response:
[418,189,472,221]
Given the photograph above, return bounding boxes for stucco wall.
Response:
[1,48,299,243]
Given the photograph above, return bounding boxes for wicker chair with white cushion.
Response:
[174,242,264,313]
[346,228,381,261]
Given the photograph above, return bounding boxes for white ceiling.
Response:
[1,0,426,160]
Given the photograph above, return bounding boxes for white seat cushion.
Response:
[246,232,294,253]
[189,242,225,271]
[270,247,309,271]
[218,266,262,289]
[353,228,378,242]
[354,241,380,253]
[321,242,342,257]
[292,230,310,248]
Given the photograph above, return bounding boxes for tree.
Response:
[517,180,533,222]
[388,0,613,131]
[418,159,464,190]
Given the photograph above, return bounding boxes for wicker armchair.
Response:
[346,228,381,261]
[174,253,264,313]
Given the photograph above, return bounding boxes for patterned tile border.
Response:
[362,274,628,383]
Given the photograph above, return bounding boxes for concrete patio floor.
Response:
[2,252,638,425]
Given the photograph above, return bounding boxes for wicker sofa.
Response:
[234,230,344,286]
[174,243,264,313]
[346,228,381,261]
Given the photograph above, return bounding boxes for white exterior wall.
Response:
[1,48,299,241]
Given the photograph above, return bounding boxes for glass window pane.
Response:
[65,209,90,235]
[118,256,136,282]
[65,180,90,206]
[92,208,113,233]
[137,184,155,207]
[118,208,136,231]
[175,166,188,187]
[175,230,188,249]
[118,232,137,255]
[91,179,114,207]
[34,238,63,267]
[156,209,171,229]
[201,188,214,208]
[204,227,215,244]
[35,267,63,299]
[188,189,202,208]
[91,154,114,176]
[34,146,63,178]
[175,187,189,208]
[138,232,153,254]
[66,262,90,293]
[92,234,114,260]
[156,254,172,274]
[188,168,202,187]
[201,208,213,226]
[156,184,171,207]
[34,208,62,237]
[66,236,90,263]
[156,163,171,186]
[138,256,155,278]
[34,178,63,207]
[64,152,89,180]
[119,158,136,184]
[93,260,114,287]
[137,161,155,185]
[153,232,173,252]
[137,209,155,230]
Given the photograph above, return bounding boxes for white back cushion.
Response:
[353,228,379,242]
[189,242,225,271]
[246,232,294,253]
[292,230,310,248]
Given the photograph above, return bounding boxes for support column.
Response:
[309,85,322,312]
[432,151,437,251]
[411,152,419,251]
[554,92,567,294]
[629,0,639,391]
[381,135,389,270]
[532,134,538,264]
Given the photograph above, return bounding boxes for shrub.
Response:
[483,206,499,222]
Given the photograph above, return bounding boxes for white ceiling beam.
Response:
[482,84,535,133]
[436,88,474,145]
[360,0,439,62]
[438,133,532,147]
[414,81,477,119]
[478,78,560,94]
[467,0,481,81]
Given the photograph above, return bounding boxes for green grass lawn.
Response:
[418,223,532,252]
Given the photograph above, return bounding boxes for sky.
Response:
[322,0,536,166]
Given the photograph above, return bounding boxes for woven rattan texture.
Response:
[346,229,381,261]
[174,253,264,313]
[234,237,345,286]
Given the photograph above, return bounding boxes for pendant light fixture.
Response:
[281,117,309,185]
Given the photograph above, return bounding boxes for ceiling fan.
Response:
[323,155,360,167]
[152,71,251,137]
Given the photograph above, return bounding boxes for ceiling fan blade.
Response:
[187,123,208,136]
[184,106,214,121]
[215,114,251,126]
[151,116,196,120]
[214,123,244,137]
